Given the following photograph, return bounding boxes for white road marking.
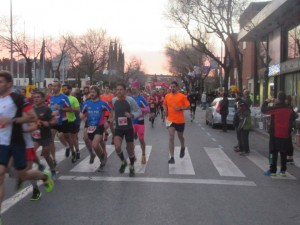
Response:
[247,150,297,180]
[206,132,211,137]
[125,146,152,174]
[71,145,115,172]
[204,147,245,177]
[218,145,223,148]
[169,147,195,175]
[211,138,217,142]
[59,175,256,186]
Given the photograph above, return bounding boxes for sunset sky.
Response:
[0,0,179,75]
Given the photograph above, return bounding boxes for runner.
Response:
[62,84,81,161]
[49,81,72,164]
[158,89,166,122]
[188,92,198,122]
[0,71,54,224]
[163,81,190,164]
[100,84,115,144]
[112,83,142,177]
[32,91,57,179]
[131,81,150,164]
[81,86,112,171]
[148,90,158,128]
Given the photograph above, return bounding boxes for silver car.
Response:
[205,97,236,128]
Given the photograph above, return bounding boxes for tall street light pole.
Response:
[10,0,14,75]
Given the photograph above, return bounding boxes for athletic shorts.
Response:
[0,145,27,170]
[150,108,156,114]
[67,121,78,134]
[170,123,185,132]
[51,121,69,133]
[26,148,37,162]
[87,125,105,141]
[32,137,52,147]
[133,124,145,140]
[114,128,134,143]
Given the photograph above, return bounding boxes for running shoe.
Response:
[89,153,96,164]
[100,154,108,169]
[279,171,287,177]
[43,170,54,192]
[240,151,249,156]
[71,152,77,163]
[119,160,127,173]
[264,170,276,177]
[30,188,42,201]
[141,155,147,164]
[180,147,185,158]
[65,147,70,157]
[168,157,175,164]
[51,170,57,180]
[38,164,46,172]
[76,151,81,160]
[129,165,135,177]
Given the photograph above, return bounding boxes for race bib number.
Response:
[165,119,172,127]
[118,117,128,126]
[191,103,195,107]
[87,126,96,133]
[32,130,41,139]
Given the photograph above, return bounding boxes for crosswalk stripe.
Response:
[125,145,152,174]
[204,147,245,177]
[71,145,115,172]
[247,150,297,180]
[169,147,195,175]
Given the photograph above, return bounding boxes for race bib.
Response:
[118,117,128,126]
[52,110,60,119]
[32,130,41,139]
[165,119,172,127]
[151,104,155,108]
[87,126,96,133]
[191,103,195,107]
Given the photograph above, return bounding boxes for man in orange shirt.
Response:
[163,81,190,164]
[101,84,115,143]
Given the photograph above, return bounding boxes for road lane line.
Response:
[211,138,217,142]
[169,147,195,175]
[206,132,211,137]
[71,145,115,172]
[204,147,245,177]
[247,150,296,180]
[59,175,256,186]
[125,145,152,174]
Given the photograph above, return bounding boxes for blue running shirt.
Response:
[132,95,149,124]
[50,94,71,125]
[82,99,112,126]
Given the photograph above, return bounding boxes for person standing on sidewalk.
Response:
[262,92,297,177]
[237,101,252,156]
[286,95,297,164]
[163,81,190,164]
[219,92,229,132]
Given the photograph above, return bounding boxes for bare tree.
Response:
[166,0,248,92]
[67,29,109,85]
[165,35,208,93]
[0,17,41,84]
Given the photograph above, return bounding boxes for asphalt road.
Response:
[3,107,300,225]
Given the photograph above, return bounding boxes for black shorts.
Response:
[32,137,52,147]
[87,125,105,141]
[0,145,27,170]
[51,121,69,133]
[170,123,185,132]
[150,108,156,114]
[114,128,134,142]
[67,121,78,134]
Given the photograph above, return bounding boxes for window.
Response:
[287,24,300,59]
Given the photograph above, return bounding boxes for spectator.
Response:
[219,92,229,132]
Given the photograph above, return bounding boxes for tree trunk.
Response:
[263,71,269,100]
[223,68,230,92]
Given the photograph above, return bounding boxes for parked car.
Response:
[205,97,236,128]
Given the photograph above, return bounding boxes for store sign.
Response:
[281,58,300,74]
